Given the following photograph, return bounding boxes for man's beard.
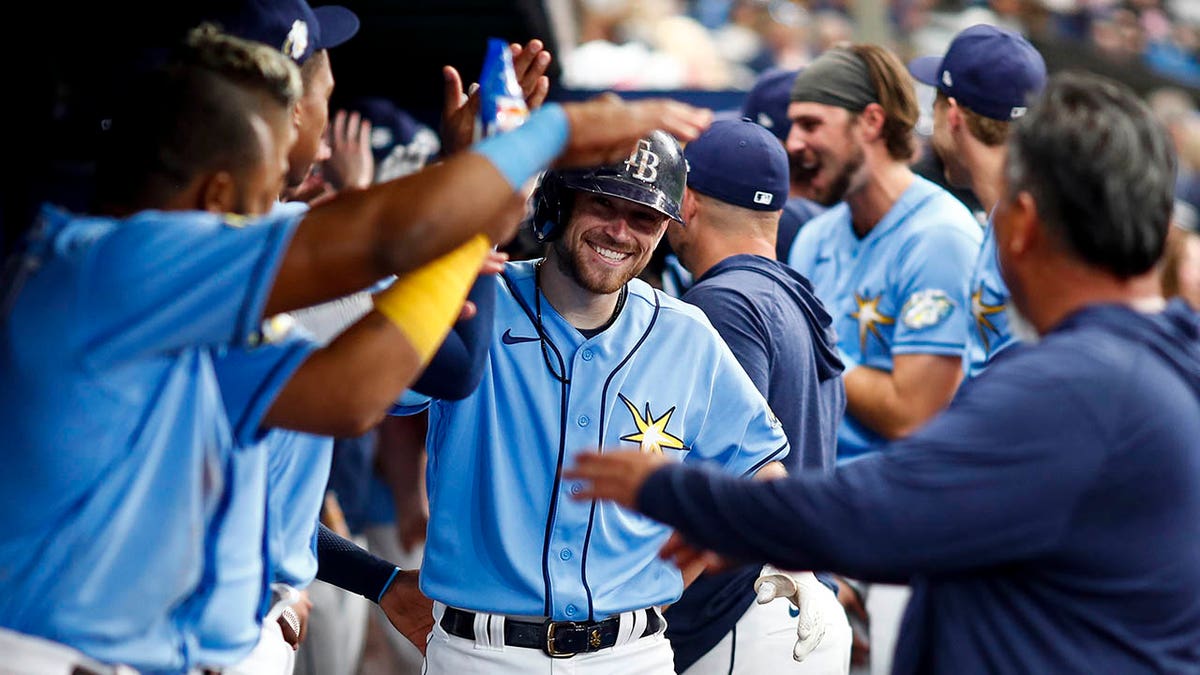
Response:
[811,143,865,207]
[551,236,638,295]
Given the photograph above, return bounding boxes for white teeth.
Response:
[590,243,630,262]
[802,159,819,170]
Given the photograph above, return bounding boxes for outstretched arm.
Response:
[265,97,712,317]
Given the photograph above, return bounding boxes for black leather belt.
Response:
[440,606,663,658]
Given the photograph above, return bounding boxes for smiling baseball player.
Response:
[395,131,790,673]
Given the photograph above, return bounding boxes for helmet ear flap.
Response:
[532,171,569,242]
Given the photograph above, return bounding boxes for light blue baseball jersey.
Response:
[965,220,1019,378]
[399,260,788,621]
[788,176,981,460]
[265,428,332,589]
[191,326,320,666]
[0,204,299,670]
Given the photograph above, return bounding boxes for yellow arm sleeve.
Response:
[372,234,491,363]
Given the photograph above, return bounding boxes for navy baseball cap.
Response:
[741,68,799,142]
[685,118,789,211]
[201,0,359,64]
[908,24,1046,121]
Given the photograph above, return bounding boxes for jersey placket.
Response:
[544,338,607,621]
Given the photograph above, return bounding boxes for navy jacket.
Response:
[642,301,1200,674]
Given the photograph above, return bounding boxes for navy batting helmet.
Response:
[532,130,687,242]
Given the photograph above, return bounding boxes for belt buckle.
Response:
[544,620,599,658]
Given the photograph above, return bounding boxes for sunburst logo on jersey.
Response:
[850,293,895,353]
[971,285,1006,352]
[618,394,685,455]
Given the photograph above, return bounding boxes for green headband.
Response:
[790,48,878,112]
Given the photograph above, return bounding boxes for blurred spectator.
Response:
[1162,201,1200,309]
[1148,87,1200,212]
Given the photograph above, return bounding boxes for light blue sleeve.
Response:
[685,336,790,476]
[78,208,302,367]
[213,326,319,447]
[890,221,980,356]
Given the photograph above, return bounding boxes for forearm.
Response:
[844,363,960,439]
[315,523,401,603]
[411,274,495,399]
[264,312,421,436]
[638,463,916,582]
[265,238,490,435]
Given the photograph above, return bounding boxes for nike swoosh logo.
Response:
[501,329,539,345]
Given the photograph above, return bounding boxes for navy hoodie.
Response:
[665,254,845,672]
[642,300,1200,674]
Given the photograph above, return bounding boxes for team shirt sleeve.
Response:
[684,320,789,476]
[212,325,319,446]
[890,224,980,356]
[77,209,301,367]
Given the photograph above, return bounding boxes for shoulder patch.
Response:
[901,289,954,330]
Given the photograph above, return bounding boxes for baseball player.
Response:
[739,67,826,260]
[664,118,851,674]
[569,71,1200,675]
[906,24,1046,378]
[0,20,712,671]
[782,43,981,674]
[395,131,789,674]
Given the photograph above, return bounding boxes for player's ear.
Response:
[681,188,698,226]
[856,102,886,143]
[946,97,963,131]
[199,171,238,215]
[1007,190,1039,257]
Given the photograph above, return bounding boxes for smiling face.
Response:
[785,101,866,206]
[552,191,670,294]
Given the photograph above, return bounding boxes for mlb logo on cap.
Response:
[908,24,1046,122]
[684,118,789,212]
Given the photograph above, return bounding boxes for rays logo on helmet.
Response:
[625,139,660,183]
[901,289,955,329]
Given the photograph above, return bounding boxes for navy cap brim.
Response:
[313,5,359,50]
[907,55,943,88]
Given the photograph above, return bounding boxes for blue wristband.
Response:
[473,103,569,190]
[377,566,402,603]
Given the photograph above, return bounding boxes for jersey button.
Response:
[565,604,578,616]
[560,548,573,561]
[578,415,590,427]
[582,349,594,361]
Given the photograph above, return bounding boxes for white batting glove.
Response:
[753,567,827,663]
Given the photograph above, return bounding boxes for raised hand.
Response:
[325,109,375,191]
[558,96,712,168]
[441,39,554,157]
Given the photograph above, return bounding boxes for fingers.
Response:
[528,75,550,110]
[512,40,552,107]
[458,300,477,322]
[443,66,466,118]
[480,250,509,275]
[359,118,374,162]
[332,109,347,147]
[347,110,362,145]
